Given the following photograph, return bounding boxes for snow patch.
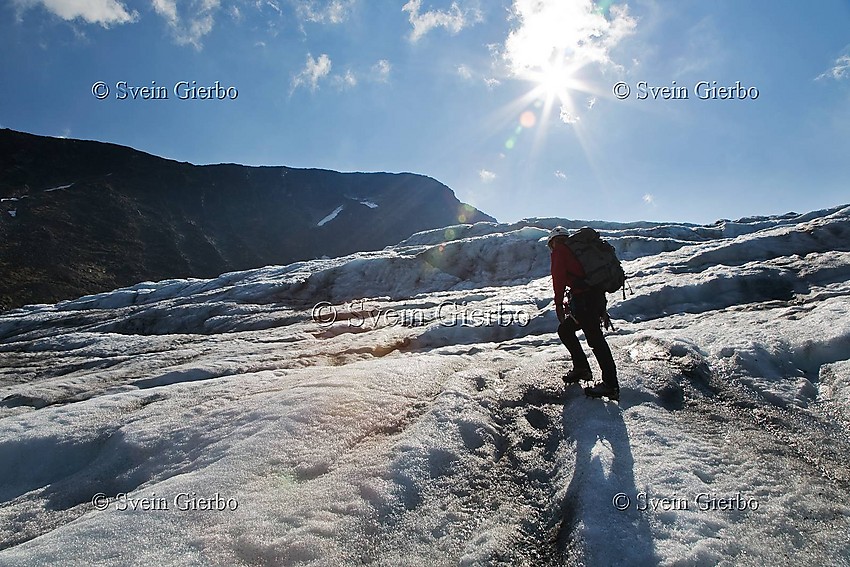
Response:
[317,205,344,227]
[44,183,74,192]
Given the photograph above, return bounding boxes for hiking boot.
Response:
[563,367,592,385]
[584,382,620,401]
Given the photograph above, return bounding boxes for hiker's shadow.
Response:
[559,395,658,565]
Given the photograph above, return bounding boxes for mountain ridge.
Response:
[0,128,494,310]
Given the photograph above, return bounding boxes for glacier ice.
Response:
[1,205,849,565]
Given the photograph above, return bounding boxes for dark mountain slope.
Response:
[0,129,494,309]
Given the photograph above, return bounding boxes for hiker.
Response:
[548,226,619,400]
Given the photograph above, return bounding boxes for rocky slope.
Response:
[0,129,493,310]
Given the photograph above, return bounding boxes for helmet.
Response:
[546,226,570,245]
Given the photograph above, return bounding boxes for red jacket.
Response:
[550,240,586,306]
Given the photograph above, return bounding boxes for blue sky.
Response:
[2,0,849,224]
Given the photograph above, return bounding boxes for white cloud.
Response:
[479,169,497,183]
[294,58,389,91]
[502,0,636,76]
[456,64,502,89]
[817,54,850,81]
[293,0,354,24]
[371,59,391,82]
[559,106,579,124]
[554,170,567,180]
[291,53,332,93]
[402,0,482,42]
[334,69,357,89]
[264,0,283,16]
[151,0,221,49]
[13,0,137,27]
[151,0,177,24]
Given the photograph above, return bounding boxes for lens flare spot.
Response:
[520,110,537,128]
[445,228,457,240]
[505,138,516,150]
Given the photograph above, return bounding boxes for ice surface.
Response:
[1,204,849,565]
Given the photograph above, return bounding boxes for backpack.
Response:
[565,227,625,295]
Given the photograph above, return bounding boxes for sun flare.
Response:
[515,57,590,130]
[533,60,576,101]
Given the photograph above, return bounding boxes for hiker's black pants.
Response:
[557,290,618,388]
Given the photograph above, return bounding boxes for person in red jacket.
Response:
[548,226,619,400]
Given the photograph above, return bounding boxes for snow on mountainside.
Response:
[1,205,850,565]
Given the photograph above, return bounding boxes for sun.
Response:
[488,52,598,157]
[509,55,584,125]
[526,58,579,105]
[537,62,574,99]
[509,56,589,132]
